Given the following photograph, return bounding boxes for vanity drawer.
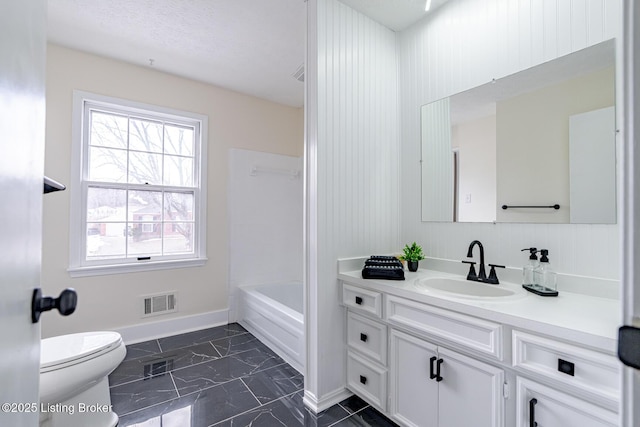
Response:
[385,294,503,360]
[343,283,382,318]
[347,350,387,411]
[512,330,619,406]
[347,311,387,365]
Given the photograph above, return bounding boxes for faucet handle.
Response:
[486,264,505,284]
[462,260,477,281]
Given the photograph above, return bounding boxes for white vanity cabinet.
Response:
[516,377,618,427]
[339,274,620,427]
[389,328,504,427]
[512,330,619,427]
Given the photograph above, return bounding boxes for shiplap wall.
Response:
[399,0,622,281]
[305,0,399,408]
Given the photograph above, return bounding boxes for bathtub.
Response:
[237,282,304,373]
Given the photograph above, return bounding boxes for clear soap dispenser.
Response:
[521,248,538,286]
[525,249,558,297]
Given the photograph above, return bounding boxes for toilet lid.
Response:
[41,331,122,371]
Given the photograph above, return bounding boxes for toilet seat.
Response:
[41,331,123,373]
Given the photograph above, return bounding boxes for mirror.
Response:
[421,39,616,224]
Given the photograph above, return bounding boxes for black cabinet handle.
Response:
[360,333,368,342]
[436,358,444,382]
[529,398,538,427]
[359,375,367,385]
[430,356,437,380]
[355,296,363,305]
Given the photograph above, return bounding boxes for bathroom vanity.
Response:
[338,259,620,427]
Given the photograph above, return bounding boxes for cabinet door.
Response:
[389,329,439,427]
[517,377,618,427]
[438,347,504,427]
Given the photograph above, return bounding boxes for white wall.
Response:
[454,114,497,222]
[228,149,303,322]
[305,0,400,410]
[42,44,303,339]
[496,66,614,223]
[399,0,621,282]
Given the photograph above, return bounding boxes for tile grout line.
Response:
[239,377,263,407]
[168,371,180,398]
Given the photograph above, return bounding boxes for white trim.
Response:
[622,1,640,425]
[68,257,207,277]
[113,309,228,345]
[302,387,353,414]
[69,90,208,275]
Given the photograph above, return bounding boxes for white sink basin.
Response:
[412,277,522,299]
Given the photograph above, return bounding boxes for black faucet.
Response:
[463,240,505,284]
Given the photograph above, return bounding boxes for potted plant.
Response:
[400,242,425,272]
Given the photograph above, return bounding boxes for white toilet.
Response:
[39,331,126,427]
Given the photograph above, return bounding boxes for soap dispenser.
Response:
[521,248,538,286]
[525,249,558,297]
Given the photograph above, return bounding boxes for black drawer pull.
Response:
[359,375,367,385]
[529,398,538,427]
[360,333,368,342]
[355,296,363,305]
[558,358,575,376]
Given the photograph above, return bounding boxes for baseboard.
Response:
[303,387,353,414]
[114,309,229,345]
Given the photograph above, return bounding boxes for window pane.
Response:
[129,190,162,221]
[87,187,126,222]
[164,155,194,187]
[128,151,163,185]
[164,192,194,221]
[164,223,194,255]
[164,125,194,156]
[129,118,163,153]
[128,223,162,257]
[86,224,126,258]
[90,111,128,149]
[89,147,128,183]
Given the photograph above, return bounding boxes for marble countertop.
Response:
[338,267,621,355]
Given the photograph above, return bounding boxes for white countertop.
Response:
[338,267,621,354]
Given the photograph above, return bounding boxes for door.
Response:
[437,347,504,427]
[621,1,640,426]
[0,1,47,426]
[389,329,438,427]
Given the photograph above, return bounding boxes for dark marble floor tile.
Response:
[110,372,178,416]
[338,394,369,414]
[122,339,161,361]
[109,341,221,387]
[280,391,351,427]
[172,348,284,396]
[158,323,247,352]
[242,363,304,405]
[331,406,399,427]
[118,379,260,427]
[212,331,273,357]
[213,397,305,427]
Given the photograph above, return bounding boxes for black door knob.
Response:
[31,288,78,323]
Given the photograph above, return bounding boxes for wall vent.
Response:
[142,292,177,317]
[292,64,305,82]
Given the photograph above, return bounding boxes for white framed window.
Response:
[69,91,208,277]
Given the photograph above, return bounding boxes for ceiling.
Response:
[340,0,450,31]
[47,0,444,108]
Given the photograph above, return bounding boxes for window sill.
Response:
[68,257,208,278]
